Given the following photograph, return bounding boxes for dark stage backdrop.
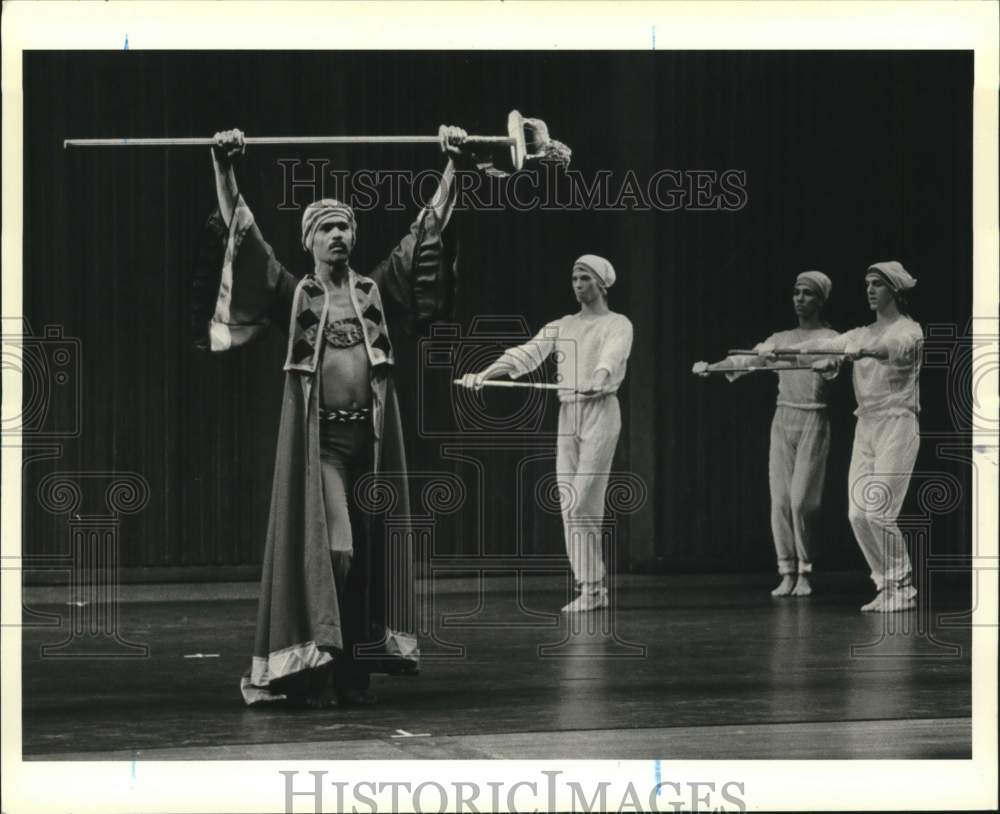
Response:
[21,51,973,578]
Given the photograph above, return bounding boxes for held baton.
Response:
[727,348,887,359]
[696,365,818,375]
[63,112,573,173]
[64,135,513,148]
[452,379,580,392]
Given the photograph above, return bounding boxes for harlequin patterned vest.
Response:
[284,271,394,374]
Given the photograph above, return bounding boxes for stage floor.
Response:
[20,573,971,760]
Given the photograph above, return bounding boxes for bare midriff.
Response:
[321,343,372,409]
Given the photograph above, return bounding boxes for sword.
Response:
[727,348,887,359]
[452,379,581,392]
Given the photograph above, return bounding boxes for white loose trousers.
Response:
[847,413,919,597]
[555,395,622,586]
[768,406,830,575]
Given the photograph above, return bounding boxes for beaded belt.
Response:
[319,406,372,424]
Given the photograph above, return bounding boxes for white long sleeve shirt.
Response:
[802,317,923,417]
[497,312,634,402]
[725,327,840,409]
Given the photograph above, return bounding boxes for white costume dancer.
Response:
[805,261,922,613]
[460,255,633,613]
[694,271,837,597]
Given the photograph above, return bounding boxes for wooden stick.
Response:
[64,135,515,149]
[452,379,578,392]
[701,365,818,374]
[727,348,887,359]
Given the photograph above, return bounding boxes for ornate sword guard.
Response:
[505,109,573,172]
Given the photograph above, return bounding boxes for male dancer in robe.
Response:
[204,126,474,706]
[798,262,922,613]
[459,256,633,613]
[693,271,838,597]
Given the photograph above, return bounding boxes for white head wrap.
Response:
[795,270,832,303]
[573,254,616,290]
[866,261,917,292]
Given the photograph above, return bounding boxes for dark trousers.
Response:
[320,412,374,691]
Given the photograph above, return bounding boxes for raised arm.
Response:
[199,129,299,352]
[211,129,246,227]
[370,126,482,330]
[426,126,469,229]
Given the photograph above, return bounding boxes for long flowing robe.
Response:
[191,197,456,704]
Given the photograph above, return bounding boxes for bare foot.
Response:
[771,575,796,597]
[860,592,883,612]
[305,684,338,709]
[791,575,813,596]
[337,688,378,707]
[877,592,916,613]
[300,664,336,709]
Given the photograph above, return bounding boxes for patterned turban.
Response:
[301,199,357,252]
